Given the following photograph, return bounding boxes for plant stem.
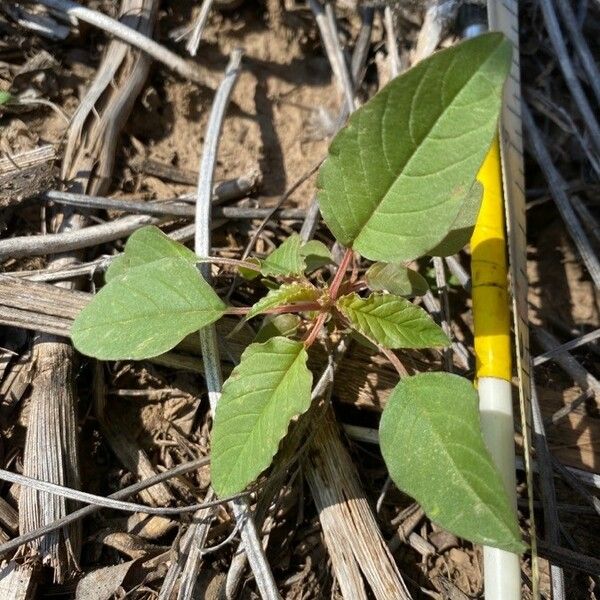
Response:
[378,346,409,377]
[267,301,322,314]
[304,312,328,348]
[196,256,261,272]
[329,247,353,301]
[226,301,322,317]
[302,248,353,348]
[225,306,251,316]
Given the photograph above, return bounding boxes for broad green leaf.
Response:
[428,181,483,256]
[211,336,313,496]
[337,293,449,349]
[72,257,226,360]
[247,283,320,319]
[380,373,525,553]
[366,263,429,297]
[106,225,196,282]
[317,33,511,262]
[254,314,301,343]
[301,240,333,272]
[260,234,305,277]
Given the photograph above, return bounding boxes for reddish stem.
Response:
[226,306,251,315]
[265,301,322,315]
[379,346,409,377]
[225,301,322,317]
[329,247,353,301]
[303,312,327,348]
[347,280,368,293]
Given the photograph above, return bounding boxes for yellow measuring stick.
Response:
[472,138,521,600]
[472,138,512,383]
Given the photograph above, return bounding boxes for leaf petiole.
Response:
[303,312,328,348]
[196,256,262,272]
[328,247,353,301]
[225,301,323,317]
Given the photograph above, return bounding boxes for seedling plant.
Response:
[72,33,525,553]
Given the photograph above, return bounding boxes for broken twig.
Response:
[35,0,214,85]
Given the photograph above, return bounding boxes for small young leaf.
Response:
[317,33,511,262]
[72,257,226,360]
[366,263,429,297]
[105,225,196,282]
[427,181,483,256]
[337,293,449,349]
[211,336,313,497]
[300,240,333,272]
[260,234,305,277]
[380,373,526,553]
[0,91,14,106]
[238,257,262,280]
[254,314,301,343]
[247,282,320,319]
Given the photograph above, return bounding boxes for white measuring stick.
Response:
[479,378,521,600]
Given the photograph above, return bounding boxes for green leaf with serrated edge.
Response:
[72,257,226,360]
[254,314,301,343]
[380,373,526,553]
[211,337,313,496]
[247,283,320,319]
[317,33,511,262]
[260,233,305,277]
[300,240,333,272]
[105,225,196,282]
[428,180,483,256]
[337,293,449,349]
[366,263,429,297]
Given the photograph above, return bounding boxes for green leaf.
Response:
[337,293,449,349]
[105,255,130,282]
[211,337,313,496]
[380,373,525,553]
[254,314,301,343]
[428,180,483,256]
[247,282,320,319]
[260,234,305,277]
[301,240,333,272]
[317,33,511,262]
[72,257,226,360]
[366,263,429,297]
[348,330,380,353]
[105,226,197,282]
[238,257,262,280]
[0,91,14,106]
